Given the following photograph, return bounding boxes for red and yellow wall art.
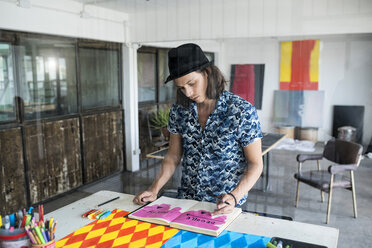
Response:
[280,40,320,90]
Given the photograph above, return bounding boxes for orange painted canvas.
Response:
[56,209,179,248]
[280,40,320,90]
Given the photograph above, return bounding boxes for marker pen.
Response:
[266,242,277,248]
[18,210,23,228]
[4,215,10,230]
[91,209,104,219]
[88,209,102,219]
[99,210,112,220]
[21,215,27,228]
[28,206,34,215]
[96,210,107,219]
[9,214,15,227]
[25,214,32,226]
[82,209,97,218]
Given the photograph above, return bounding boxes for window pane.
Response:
[80,48,120,109]
[19,38,78,120]
[138,52,156,102]
[158,49,176,102]
[0,43,16,122]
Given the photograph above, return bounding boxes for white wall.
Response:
[130,0,372,43]
[320,35,372,145]
[223,34,372,145]
[0,0,128,42]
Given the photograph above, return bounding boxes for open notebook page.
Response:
[170,201,242,236]
[128,196,198,225]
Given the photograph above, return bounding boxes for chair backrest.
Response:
[323,139,363,165]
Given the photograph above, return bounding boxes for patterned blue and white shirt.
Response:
[168,91,262,206]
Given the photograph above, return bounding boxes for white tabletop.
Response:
[46,190,338,248]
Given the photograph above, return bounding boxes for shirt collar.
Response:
[189,91,229,119]
[214,91,229,117]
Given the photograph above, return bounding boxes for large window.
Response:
[0,30,122,124]
[0,43,16,122]
[18,37,78,120]
[157,49,175,103]
[138,47,177,105]
[137,51,156,102]
[80,47,120,109]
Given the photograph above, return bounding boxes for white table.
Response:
[46,190,338,248]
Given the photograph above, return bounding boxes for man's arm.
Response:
[213,139,263,214]
[133,133,183,205]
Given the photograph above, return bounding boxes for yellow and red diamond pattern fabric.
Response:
[56,209,179,248]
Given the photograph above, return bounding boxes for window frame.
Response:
[0,32,19,125]
[0,30,123,126]
[137,47,158,106]
[77,40,122,113]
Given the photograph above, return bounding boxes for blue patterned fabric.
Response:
[168,91,262,206]
[160,230,271,248]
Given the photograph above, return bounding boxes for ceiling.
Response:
[75,0,167,14]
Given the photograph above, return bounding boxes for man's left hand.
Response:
[212,194,236,215]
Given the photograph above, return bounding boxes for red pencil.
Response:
[20,215,27,228]
[38,205,44,222]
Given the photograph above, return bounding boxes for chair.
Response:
[294,139,363,224]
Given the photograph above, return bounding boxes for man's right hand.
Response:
[133,190,157,205]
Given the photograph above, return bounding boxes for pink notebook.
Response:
[128,196,242,236]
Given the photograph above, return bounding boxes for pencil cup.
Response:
[31,239,56,248]
[0,228,30,248]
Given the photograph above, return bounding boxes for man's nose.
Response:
[184,87,192,97]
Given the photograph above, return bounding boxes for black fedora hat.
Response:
[164,43,212,84]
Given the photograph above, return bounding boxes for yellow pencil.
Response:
[25,226,37,244]
[32,228,41,244]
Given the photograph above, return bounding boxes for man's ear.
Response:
[203,69,209,79]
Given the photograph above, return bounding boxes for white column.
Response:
[122,43,140,171]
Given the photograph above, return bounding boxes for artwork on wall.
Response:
[230,64,265,109]
[273,90,324,128]
[280,40,320,91]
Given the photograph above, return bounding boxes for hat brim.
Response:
[164,61,213,84]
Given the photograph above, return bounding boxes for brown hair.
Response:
[176,65,227,107]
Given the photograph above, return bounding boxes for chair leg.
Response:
[326,175,334,224]
[295,180,300,207]
[321,191,324,202]
[351,171,358,218]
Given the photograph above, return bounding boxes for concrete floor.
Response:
[44,144,372,248]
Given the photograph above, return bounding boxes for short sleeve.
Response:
[238,104,263,147]
[167,104,181,134]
